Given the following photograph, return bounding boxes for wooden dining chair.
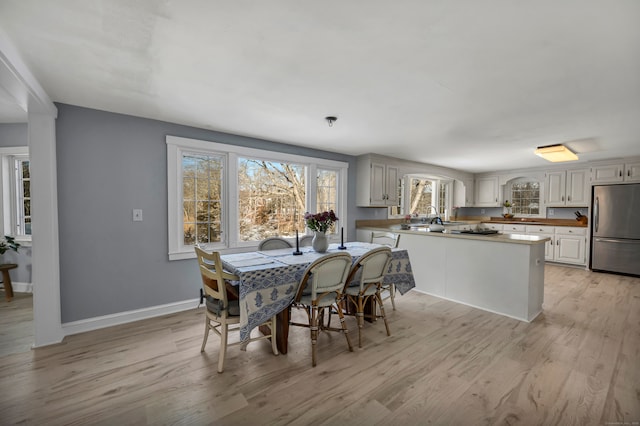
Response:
[195,247,278,373]
[298,234,313,247]
[290,252,354,366]
[344,246,393,348]
[370,231,400,311]
[258,237,293,250]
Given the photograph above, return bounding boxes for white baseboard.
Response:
[62,298,201,337]
[3,281,32,293]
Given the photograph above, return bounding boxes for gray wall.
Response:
[56,104,379,323]
[0,123,32,285]
[0,123,28,146]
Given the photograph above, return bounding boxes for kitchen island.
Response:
[357,223,550,322]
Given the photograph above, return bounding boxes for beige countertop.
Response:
[357,224,550,245]
[483,217,588,227]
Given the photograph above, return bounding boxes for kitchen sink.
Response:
[406,221,465,227]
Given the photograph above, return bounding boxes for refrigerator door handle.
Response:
[594,237,640,244]
[594,196,599,233]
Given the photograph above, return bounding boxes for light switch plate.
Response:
[133,209,143,221]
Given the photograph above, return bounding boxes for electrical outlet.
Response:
[548,208,555,216]
[480,209,485,214]
[133,209,143,221]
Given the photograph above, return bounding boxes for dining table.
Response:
[221,241,415,354]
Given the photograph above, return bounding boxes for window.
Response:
[508,179,540,216]
[396,175,451,218]
[1,147,32,242]
[438,181,451,219]
[317,168,339,233]
[15,157,31,236]
[167,136,348,260]
[182,153,224,246]
[238,158,306,241]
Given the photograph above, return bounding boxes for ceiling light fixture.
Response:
[325,116,337,127]
[534,144,579,162]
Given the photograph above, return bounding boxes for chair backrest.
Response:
[370,231,400,248]
[259,237,293,250]
[299,235,313,247]
[295,252,352,303]
[195,247,238,310]
[347,246,392,291]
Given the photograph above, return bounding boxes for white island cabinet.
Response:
[357,227,548,322]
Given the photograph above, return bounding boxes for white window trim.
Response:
[0,146,31,244]
[167,135,348,260]
[505,178,543,218]
[394,175,451,219]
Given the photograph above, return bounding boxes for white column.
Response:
[28,108,63,347]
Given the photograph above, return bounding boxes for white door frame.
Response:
[1,28,63,346]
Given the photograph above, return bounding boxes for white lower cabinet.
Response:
[455,223,475,231]
[525,225,586,265]
[502,224,526,234]
[490,223,587,265]
[481,223,503,231]
[554,227,587,265]
[525,225,555,261]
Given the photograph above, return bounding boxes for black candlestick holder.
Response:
[338,227,347,250]
[293,230,303,255]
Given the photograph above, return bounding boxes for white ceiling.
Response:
[1,1,639,172]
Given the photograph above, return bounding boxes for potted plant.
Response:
[0,235,20,256]
[503,201,514,219]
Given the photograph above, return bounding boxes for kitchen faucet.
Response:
[421,205,441,223]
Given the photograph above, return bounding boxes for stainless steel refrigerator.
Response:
[591,183,640,276]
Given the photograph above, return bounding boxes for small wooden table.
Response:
[0,263,18,301]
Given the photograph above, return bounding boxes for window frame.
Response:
[167,136,348,260]
[392,174,452,219]
[506,177,542,218]
[0,146,32,244]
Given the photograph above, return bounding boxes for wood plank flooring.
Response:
[1,265,639,425]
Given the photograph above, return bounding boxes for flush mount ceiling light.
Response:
[534,144,579,162]
[325,116,337,127]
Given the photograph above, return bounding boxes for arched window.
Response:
[507,178,541,216]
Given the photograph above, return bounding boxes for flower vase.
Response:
[312,231,329,253]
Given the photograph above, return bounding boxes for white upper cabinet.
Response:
[453,178,475,207]
[474,176,500,206]
[591,164,624,183]
[545,169,588,207]
[357,156,400,207]
[591,161,640,184]
[624,162,640,182]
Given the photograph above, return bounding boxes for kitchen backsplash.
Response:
[546,207,589,219]
[457,206,588,220]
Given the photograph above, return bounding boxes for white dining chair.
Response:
[258,237,293,250]
[195,247,278,372]
[290,252,354,366]
[299,234,313,247]
[370,231,400,310]
[344,246,393,348]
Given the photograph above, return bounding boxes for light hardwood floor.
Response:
[1,265,639,425]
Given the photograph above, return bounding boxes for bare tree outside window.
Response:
[238,158,306,241]
[317,169,338,234]
[410,178,433,215]
[182,153,224,245]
